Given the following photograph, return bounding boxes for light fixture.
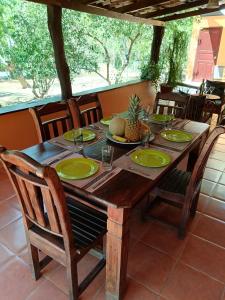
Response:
[207,0,220,8]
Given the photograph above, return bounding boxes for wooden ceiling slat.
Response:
[158,3,225,21]
[109,0,170,14]
[158,4,225,22]
[26,0,165,26]
[141,0,208,19]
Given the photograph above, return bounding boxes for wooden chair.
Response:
[68,94,103,127]
[205,80,225,124]
[0,148,107,300]
[143,126,225,239]
[185,95,207,122]
[29,102,73,143]
[153,92,190,119]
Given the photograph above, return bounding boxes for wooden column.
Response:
[47,5,72,99]
[150,25,165,64]
[106,207,130,300]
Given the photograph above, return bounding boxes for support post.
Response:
[47,5,72,99]
[150,25,165,64]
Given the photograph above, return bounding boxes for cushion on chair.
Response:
[158,168,191,195]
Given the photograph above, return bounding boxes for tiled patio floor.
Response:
[1,132,225,299]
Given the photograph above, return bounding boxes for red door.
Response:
[193,27,222,82]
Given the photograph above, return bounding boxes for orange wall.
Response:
[0,81,154,150]
[187,16,225,81]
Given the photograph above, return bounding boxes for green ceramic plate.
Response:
[63,129,96,142]
[100,116,112,126]
[160,129,193,143]
[151,114,175,123]
[130,149,171,168]
[55,158,99,180]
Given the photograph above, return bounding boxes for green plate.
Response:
[151,114,175,123]
[100,116,112,126]
[63,129,96,142]
[130,149,171,168]
[55,158,99,180]
[160,130,193,143]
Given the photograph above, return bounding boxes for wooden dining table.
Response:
[23,119,209,300]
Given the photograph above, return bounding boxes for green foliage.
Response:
[140,61,162,89]
[127,94,141,123]
[160,18,193,85]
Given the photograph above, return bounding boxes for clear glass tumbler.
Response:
[73,128,83,152]
[101,145,114,171]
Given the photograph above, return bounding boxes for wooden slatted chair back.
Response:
[187,126,225,199]
[154,92,190,119]
[29,102,73,143]
[68,94,103,127]
[185,95,206,122]
[0,149,75,251]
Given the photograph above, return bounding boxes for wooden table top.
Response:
[194,93,221,101]
[23,120,209,209]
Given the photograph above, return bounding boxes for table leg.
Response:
[105,207,130,300]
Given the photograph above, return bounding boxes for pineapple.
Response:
[125,95,141,142]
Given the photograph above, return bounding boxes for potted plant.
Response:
[141,62,161,93]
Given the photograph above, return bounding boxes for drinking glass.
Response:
[141,130,150,148]
[101,145,114,171]
[73,128,83,152]
[165,114,174,130]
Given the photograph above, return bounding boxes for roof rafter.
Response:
[26,0,165,26]
[141,0,208,19]
[158,3,225,21]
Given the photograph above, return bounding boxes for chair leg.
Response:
[190,190,200,217]
[67,260,79,300]
[27,242,41,280]
[178,203,190,239]
[141,194,157,221]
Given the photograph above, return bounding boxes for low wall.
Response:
[0,80,154,150]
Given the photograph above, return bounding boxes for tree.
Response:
[62,11,152,85]
[1,0,56,98]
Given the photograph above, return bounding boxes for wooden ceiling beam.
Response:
[26,0,165,26]
[141,0,208,19]
[109,0,170,14]
[158,4,225,21]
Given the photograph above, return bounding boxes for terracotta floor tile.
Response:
[140,221,186,258]
[203,168,222,183]
[197,193,210,213]
[0,218,27,254]
[161,262,224,300]
[203,198,225,222]
[45,254,104,297]
[130,210,151,241]
[0,175,15,201]
[128,241,174,293]
[0,242,15,266]
[181,235,225,282]
[213,144,225,152]
[0,257,45,300]
[212,184,225,201]
[0,199,21,229]
[95,278,158,300]
[219,173,225,185]
[200,179,216,196]
[210,151,225,162]
[206,158,225,171]
[193,214,225,248]
[26,279,67,300]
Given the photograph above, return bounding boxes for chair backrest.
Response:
[205,80,225,101]
[68,93,103,127]
[185,95,206,122]
[154,92,190,118]
[0,148,75,252]
[29,102,73,143]
[187,126,225,199]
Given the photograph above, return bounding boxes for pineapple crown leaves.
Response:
[127,94,141,123]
